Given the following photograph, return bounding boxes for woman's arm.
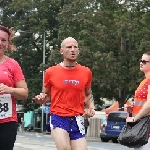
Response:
[127,85,150,122]
[134,85,150,121]
[0,80,28,100]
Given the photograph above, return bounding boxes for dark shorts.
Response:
[50,114,85,140]
[0,121,17,150]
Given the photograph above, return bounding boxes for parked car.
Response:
[100,111,128,143]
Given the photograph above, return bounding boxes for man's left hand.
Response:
[83,108,95,118]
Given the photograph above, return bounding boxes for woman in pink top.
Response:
[0,25,28,150]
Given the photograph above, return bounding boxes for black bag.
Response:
[118,115,150,148]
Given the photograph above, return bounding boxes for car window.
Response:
[107,112,127,122]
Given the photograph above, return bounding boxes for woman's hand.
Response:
[126,117,135,122]
[0,83,13,94]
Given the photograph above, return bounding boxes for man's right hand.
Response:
[32,93,47,105]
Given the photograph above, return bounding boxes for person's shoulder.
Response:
[146,77,150,85]
[45,64,61,73]
[5,57,21,69]
[6,57,19,64]
[77,64,91,72]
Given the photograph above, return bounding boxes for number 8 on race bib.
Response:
[0,94,12,119]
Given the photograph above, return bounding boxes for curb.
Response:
[86,137,101,142]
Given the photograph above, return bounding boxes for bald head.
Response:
[61,37,78,48]
[60,37,79,61]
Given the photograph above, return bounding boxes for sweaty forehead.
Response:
[65,42,78,47]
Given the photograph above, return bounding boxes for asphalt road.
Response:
[14,132,134,150]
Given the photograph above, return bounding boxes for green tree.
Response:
[0,0,63,111]
[1,0,150,110]
[47,0,150,108]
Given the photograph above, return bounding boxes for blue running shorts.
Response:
[50,114,85,140]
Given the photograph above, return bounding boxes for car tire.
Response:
[100,137,110,142]
[111,138,118,143]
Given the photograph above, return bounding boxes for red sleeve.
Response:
[44,68,51,89]
[13,61,24,82]
[85,69,92,88]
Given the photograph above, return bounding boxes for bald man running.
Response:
[33,37,95,150]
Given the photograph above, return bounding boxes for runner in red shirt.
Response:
[0,25,28,150]
[33,37,95,150]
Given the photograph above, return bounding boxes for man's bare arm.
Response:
[42,87,51,102]
[83,87,95,117]
[84,87,95,109]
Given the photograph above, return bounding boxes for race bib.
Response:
[0,94,12,119]
[76,115,85,135]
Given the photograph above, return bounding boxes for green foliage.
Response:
[50,0,150,107]
[1,0,150,110]
[0,0,62,111]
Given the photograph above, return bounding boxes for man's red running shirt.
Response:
[44,64,92,116]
